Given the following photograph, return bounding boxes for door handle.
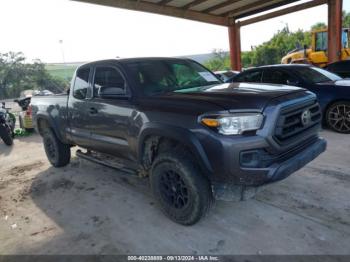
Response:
[89,107,98,115]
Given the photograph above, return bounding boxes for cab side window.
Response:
[93,66,126,96]
[73,67,90,100]
[234,70,262,83]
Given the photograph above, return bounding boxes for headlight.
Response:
[201,113,263,135]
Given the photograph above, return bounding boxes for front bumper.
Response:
[268,138,326,182]
[211,138,326,201]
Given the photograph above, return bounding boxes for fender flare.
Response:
[34,112,66,143]
[137,122,213,175]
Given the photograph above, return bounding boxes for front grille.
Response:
[274,101,322,143]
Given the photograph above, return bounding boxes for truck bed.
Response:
[31,94,69,142]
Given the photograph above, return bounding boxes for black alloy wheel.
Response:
[327,102,350,133]
[159,170,189,209]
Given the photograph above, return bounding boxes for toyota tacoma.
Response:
[31,58,326,225]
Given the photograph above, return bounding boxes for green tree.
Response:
[204,11,350,70]
[203,49,230,71]
[343,11,350,28]
[0,52,69,99]
[311,22,327,30]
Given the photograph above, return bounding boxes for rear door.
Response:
[86,63,136,160]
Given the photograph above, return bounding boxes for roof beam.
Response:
[239,0,327,26]
[235,0,299,19]
[73,0,228,26]
[224,0,282,17]
[202,0,243,14]
[158,0,173,5]
[181,0,209,10]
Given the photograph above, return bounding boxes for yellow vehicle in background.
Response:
[281,28,350,67]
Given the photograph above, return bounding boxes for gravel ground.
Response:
[0,130,349,255]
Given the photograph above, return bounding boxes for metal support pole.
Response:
[228,21,242,71]
[328,0,342,63]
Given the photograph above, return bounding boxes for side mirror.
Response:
[98,86,126,98]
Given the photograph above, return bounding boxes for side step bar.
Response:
[76,149,138,176]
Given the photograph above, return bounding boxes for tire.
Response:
[0,124,13,146]
[150,149,212,225]
[326,101,350,134]
[43,129,71,167]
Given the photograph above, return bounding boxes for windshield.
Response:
[294,66,342,83]
[124,59,221,96]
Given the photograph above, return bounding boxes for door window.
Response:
[262,70,294,85]
[234,70,262,82]
[73,67,90,100]
[93,66,126,96]
[342,30,349,48]
[315,31,328,51]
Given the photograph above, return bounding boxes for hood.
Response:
[334,79,350,86]
[172,82,306,111]
[316,79,350,87]
[139,82,308,114]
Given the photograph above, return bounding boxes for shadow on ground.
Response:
[10,154,350,255]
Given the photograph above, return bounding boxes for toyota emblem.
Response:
[301,110,312,126]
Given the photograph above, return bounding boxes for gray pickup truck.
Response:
[31,58,326,225]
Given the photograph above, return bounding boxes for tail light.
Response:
[26,105,32,116]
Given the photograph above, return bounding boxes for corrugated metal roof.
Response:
[72,0,316,26]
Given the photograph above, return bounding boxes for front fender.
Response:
[137,122,213,176]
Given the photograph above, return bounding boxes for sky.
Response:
[0,0,349,63]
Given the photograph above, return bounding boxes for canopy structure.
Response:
[73,0,343,70]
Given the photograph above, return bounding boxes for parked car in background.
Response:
[326,60,350,78]
[32,58,326,225]
[214,70,240,83]
[231,64,350,133]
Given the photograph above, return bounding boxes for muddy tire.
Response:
[43,129,70,167]
[326,101,350,134]
[0,124,13,146]
[150,149,212,225]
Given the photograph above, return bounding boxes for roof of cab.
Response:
[78,57,194,68]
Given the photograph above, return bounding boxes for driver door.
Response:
[86,63,135,160]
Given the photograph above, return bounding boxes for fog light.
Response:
[240,151,260,168]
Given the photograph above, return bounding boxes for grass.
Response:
[45,64,79,80]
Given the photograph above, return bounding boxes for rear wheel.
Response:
[0,124,13,146]
[326,101,350,133]
[43,129,71,167]
[150,149,212,225]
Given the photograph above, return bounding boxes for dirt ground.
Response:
[0,130,349,255]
